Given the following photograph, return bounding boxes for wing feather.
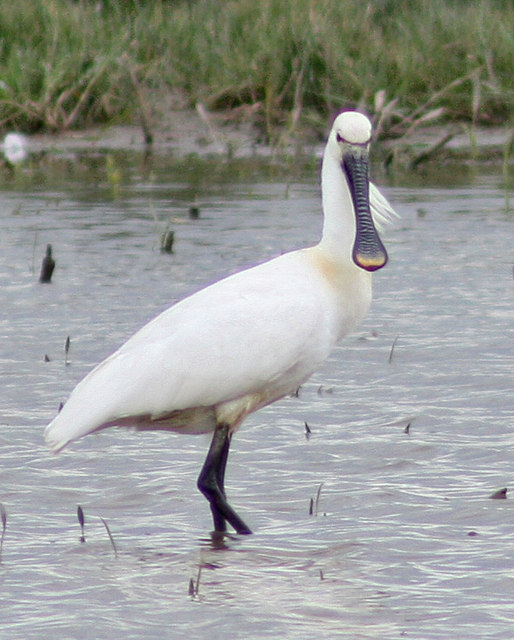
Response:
[45,251,333,451]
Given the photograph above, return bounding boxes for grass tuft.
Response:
[0,1,512,136]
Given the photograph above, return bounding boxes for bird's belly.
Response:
[133,379,302,437]
[134,405,217,435]
[215,358,319,432]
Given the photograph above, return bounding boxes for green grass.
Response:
[0,0,513,136]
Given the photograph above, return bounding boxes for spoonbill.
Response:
[45,111,396,536]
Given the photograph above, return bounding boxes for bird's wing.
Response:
[45,250,336,450]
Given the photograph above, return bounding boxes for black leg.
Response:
[216,428,230,496]
[197,423,252,535]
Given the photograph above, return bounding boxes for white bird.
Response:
[45,111,396,536]
[2,132,28,165]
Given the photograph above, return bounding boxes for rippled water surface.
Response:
[1,149,513,639]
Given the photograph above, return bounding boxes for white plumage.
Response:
[45,111,396,535]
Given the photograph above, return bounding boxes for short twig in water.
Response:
[77,505,86,542]
[160,230,175,253]
[309,483,325,517]
[314,482,324,516]
[304,421,311,439]
[388,335,399,364]
[64,336,71,366]
[0,503,6,562]
[39,244,56,283]
[188,205,200,220]
[100,517,118,558]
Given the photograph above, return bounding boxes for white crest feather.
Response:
[370,182,398,231]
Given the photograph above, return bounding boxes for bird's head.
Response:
[330,111,388,272]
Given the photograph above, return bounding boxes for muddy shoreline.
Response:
[22,107,514,166]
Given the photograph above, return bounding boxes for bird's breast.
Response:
[304,246,373,340]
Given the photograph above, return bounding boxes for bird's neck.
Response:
[318,150,356,263]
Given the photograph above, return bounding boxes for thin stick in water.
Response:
[39,244,56,283]
[65,336,71,366]
[100,517,118,558]
[160,230,175,253]
[388,335,399,364]
[0,503,6,561]
[314,482,324,517]
[77,505,86,542]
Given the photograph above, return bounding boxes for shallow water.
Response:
[1,150,513,639]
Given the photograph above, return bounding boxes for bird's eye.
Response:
[336,132,343,143]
